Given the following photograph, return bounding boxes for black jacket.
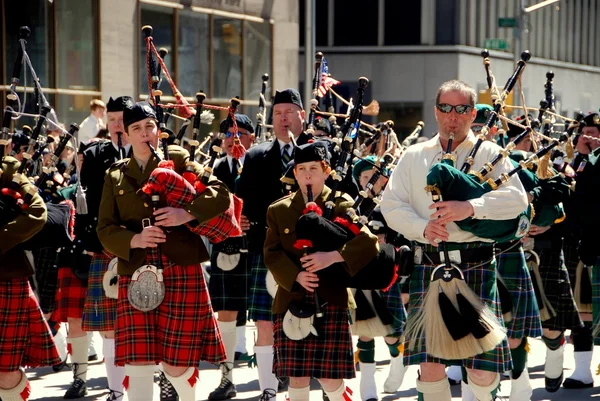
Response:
[213,156,238,193]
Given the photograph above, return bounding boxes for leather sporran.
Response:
[102,258,119,300]
[282,300,318,341]
[127,264,165,312]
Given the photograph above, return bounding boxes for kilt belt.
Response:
[415,244,494,266]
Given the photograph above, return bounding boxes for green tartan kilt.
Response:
[247,251,273,322]
[496,242,543,339]
[592,256,600,345]
[404,244,512,374]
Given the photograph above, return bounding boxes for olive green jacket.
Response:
[264,186,379,314]
[97,145,231,275]
[1,156,47,279]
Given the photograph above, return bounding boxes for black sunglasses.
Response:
[471,125,484,132]
[436,103,474,114]
[223,131,248,138]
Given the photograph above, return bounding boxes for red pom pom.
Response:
[1,188,21,199]
[302,202,322,216]
[193,180,208,194]
[182,171,197,185]
[334,216,361,236]
[293,239,313,250]
[157,160,175,170]
[231,143,246,159]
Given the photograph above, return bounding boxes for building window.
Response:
[435,0,457,45]
[178,10,210,97]
[139,4,174,97]
[299,0,329,48]
[334,0,378,46]
[212,17,242,99]
[384,0,421,45]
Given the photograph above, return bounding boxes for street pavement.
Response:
[26,327,600,400]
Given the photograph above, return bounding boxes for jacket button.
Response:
[144,203,149,208]
[284,228,290,234]
[119,189,124,195]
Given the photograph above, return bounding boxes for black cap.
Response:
[315,116,331,136]
[106,96,134,113]
[124,101,156,131]
[582,112,600,130]
[219,113,255,134]
[294,141,330,165]
[273,88,303,110]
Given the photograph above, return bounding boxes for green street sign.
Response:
[483,38,510,51]
[499,17,518,28]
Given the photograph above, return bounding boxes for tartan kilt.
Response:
[32,248,60,314]
[248,251,273,322]
[114,260,225,366]
[82,251,118,332]
[592,256,600,345]
[496,243,542,339]
[273,301,355,379]
[536,246,583,331]
[54,267,87,322]
[208,238,250,312]
[404,245,512,374]
[0,278,61,371]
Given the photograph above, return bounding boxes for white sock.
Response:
[102,338,125,398]
[0,369,30,401]
[288,385,310,401]
[218,320,237,382]
[466,373,500,401]
[68,335,89,382]
[123,364,155,401]
[54,328,68,362]
[254,344,279,393]
[544,343,564,379]
[236,324,248,354]
[568,351,594,383]
[87,331,97,356]
[417,377,451,401]
[164,367,198,401]
[460,380,476,401]
[359,362,377,401]
[324,382,353,401]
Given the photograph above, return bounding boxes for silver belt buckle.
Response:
[440,250,461,264]
[142,218,152,229]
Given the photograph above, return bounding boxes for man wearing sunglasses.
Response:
[381,80,528,401]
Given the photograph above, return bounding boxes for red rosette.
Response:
[293,239,313,250]
[302,202,322,216]
[333,216,360,236]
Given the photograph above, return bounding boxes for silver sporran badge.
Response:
[127,264,165,312]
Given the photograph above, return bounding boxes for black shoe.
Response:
[259,389,277,401]
[277,376,289,392]
[158,372,179,401]
[208,377,237,400]
[563,378,594,389]
[88,354,98,362]
[322,388,329,401]
[234,351,252,361]
[545,373,564,393]
[64,378,88,399]
[106,389,124,400]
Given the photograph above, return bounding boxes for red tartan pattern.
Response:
[114,262,225,366]
[82,250,118,332]
[273,301,355,379]
[0,278,61,371]
[144,167,242,244]
[54,267,87,322]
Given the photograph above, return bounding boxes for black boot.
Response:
[209,363,237,400]
[64,363,88,399]
[105,389,124,400]
[158,372,179,401]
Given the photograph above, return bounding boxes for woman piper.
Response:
[265,141,379,401]
[96,101,228,401]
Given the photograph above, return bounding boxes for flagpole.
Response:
[304,0,316,113]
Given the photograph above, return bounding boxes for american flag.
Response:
[316,57,340,98]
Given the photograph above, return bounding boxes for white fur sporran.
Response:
[216,252,241,271]
[265,270,278,298]
[282,310,318,341]
[102,258,119,299]
[127,264,165,312]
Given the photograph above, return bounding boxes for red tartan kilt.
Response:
[114,263,225,366]
[187,193,242,243]
[0,278,61,371]
[54,267,87,322]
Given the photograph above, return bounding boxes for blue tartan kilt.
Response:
[81,251,117,332]
[248,251,274,322]
[496,243,543,339]
[404,244,512,374]
[208,239,250,313]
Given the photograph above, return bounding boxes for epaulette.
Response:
[271,193,293,205]
[110,159,129,171]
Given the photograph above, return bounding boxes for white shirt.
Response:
[78,114,102,144]
[380,132,528,244]
[226,154,245,173]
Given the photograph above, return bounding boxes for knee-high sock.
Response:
[87,331,97,356]
[324,382,353,401]
[67,335,88,382]
[102,338,125,398]
[164,367,198,401]
[466,373,500,401]
[236,324,248,354]
[123,364,155,401]
[254,345,279,392]
[0,369,30,401]
[543,333,565,379]
[510,337,528,380]
[416,377,451,401]
[288,385,310,401]
[218,320,237,382]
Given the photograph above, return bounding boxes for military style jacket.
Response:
[264,185,379,313]
[97,145,231,276]
[0,156,47,279]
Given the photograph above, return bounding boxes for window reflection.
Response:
[178,10,210,97]
[243,21,271,101]
[212,17,242,99]
[139,4,174,96]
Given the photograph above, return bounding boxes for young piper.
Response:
[264,141,379,401]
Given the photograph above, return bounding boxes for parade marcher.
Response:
[350,156,408,400]
[208,113,256,400]
[0,150,61,401]
[80,96,134,401]
[97,102,228,401]
[78,99,107,145]
[236,88,312,400]
[380,80,528,401]
[265,141,379,401]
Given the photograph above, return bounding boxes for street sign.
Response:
[483,38,510,51]
[499,17,518,28]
